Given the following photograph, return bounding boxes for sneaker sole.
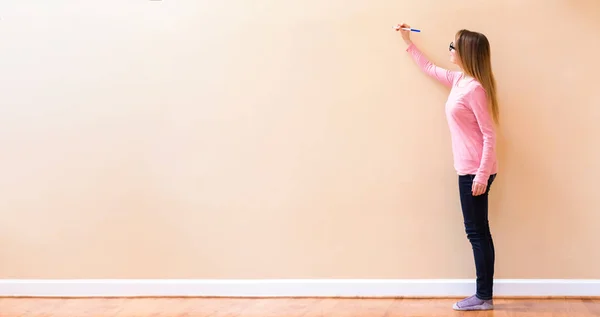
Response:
[452,303,494,311]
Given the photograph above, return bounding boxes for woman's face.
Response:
[449,38,459,65]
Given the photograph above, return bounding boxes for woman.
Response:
[396,23,499,311]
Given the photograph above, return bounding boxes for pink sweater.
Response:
[406,43,497,185]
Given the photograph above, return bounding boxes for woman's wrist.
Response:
[404,39,413,46]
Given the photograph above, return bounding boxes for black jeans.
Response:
[458,174,496,300]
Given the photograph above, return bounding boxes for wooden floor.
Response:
[1,297,599,316]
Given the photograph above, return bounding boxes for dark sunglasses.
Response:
[449,41,456,51]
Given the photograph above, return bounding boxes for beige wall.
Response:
[0,0,599,279]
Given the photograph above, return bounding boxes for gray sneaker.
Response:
[452,295,494,311]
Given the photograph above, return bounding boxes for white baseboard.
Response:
[0,279,598,298]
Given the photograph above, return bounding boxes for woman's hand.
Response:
[472,182,487,196]
[395,23,412,45]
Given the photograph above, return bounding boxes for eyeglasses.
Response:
[449,42,456,51]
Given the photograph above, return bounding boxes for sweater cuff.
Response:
[473,173,489,185]
[406,42,415,52]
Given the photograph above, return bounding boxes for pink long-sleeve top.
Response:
[406,43,497,185]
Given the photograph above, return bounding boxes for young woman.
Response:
[396,23,499,311]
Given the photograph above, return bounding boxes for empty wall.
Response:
[0,0,598,279]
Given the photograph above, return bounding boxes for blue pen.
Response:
[394,25,421,32]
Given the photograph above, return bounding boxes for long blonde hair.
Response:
[455,29,499,124]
